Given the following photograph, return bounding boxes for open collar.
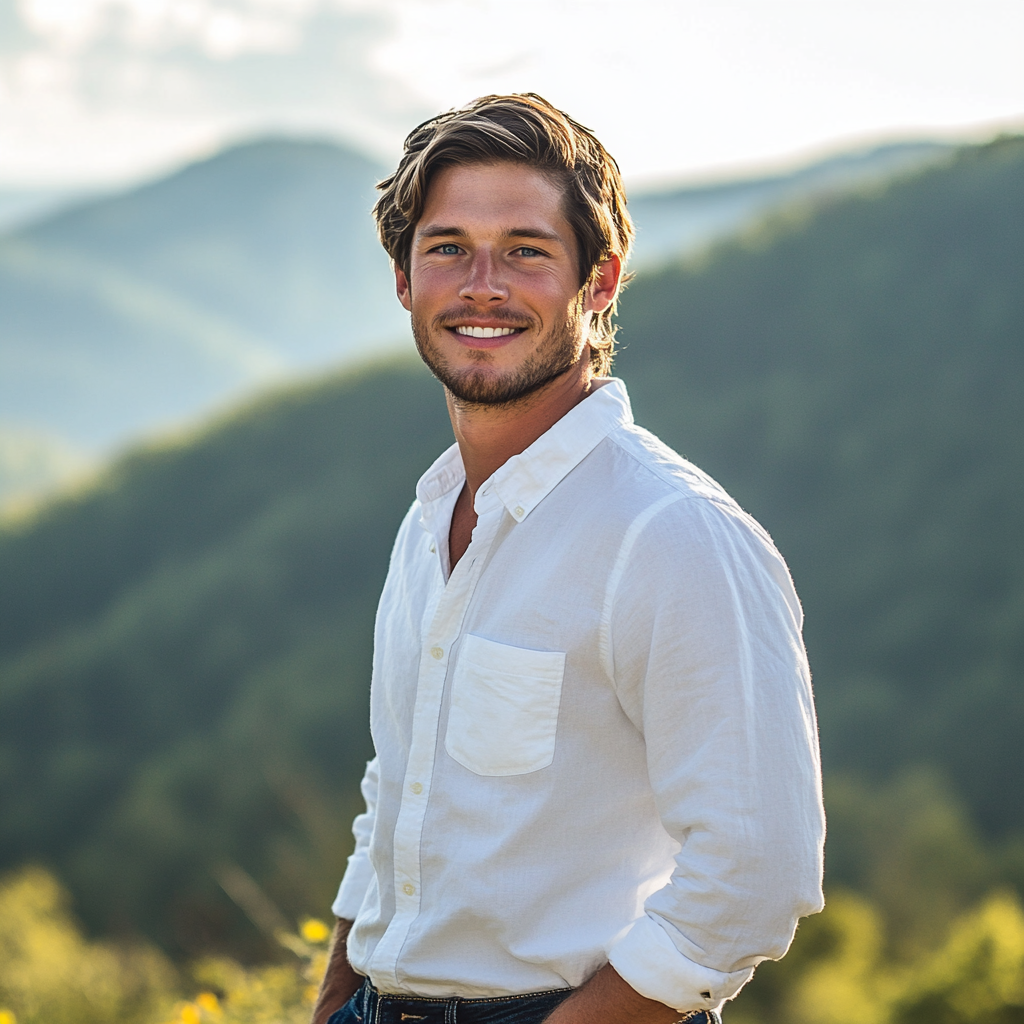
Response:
[415,378,633,529]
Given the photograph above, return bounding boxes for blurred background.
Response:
[1,1,1023,1021]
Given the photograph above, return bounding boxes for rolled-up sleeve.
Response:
[605,495,826,1011]
[331,756,380,920]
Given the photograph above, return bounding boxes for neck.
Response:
[447,360,598,498]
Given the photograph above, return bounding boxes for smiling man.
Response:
[312,94,825,1024]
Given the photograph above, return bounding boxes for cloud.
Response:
[0,0,1021,186]
[0,0,427,183]
[18,0,314,58]
[374,0,1024,182]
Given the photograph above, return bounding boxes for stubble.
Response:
[411,303,588,408]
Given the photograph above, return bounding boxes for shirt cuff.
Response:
[607,913,753,1012]
[330,850,374,921]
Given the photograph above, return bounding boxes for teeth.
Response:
[455,326,517,338]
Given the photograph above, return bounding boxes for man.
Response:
[312,94,825,1024]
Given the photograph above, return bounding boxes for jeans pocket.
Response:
[327,992,364,1024]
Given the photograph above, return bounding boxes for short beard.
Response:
[411,306,587,408]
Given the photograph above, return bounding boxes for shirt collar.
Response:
[415,378,633,527]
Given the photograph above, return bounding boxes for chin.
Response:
[414,316,582,407]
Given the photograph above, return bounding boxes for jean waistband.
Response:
[352,978,574,1024]
[347,979,722,1024]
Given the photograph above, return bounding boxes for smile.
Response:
[453,326,521,338]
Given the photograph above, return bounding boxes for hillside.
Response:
[18,140,404,368]
[0,426,93,509]
[0,136,945,468]
[0,139,406,451]
[0,185,93,233]
[627,139,949,268]
[0,135,1021,956]
[617,135,1024,838]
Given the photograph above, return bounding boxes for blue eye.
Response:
[517,246,540,257]
[438,243,461,255]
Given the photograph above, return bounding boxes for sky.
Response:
[0,0,1022,188]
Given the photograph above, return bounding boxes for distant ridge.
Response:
[19,139,404,365]
[0,186,100,233]
[628,140,952,267]
[0,138,408,450]
[0,132,959,506]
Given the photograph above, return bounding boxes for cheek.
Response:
[409,264,462,305]
[516,270,581,308]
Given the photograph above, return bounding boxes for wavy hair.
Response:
[373,93,634,375]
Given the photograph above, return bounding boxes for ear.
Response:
[583,254,623,314]
[395,263,412,311]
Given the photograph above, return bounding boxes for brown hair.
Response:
[373,93,634,376]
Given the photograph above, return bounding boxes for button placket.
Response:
[370,504,503,988]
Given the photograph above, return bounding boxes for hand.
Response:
[542,964,683,1024]
[310,918,363,1024]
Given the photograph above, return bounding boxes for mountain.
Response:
[0,134,1020,956]
[0,359,451,956]
[616,135,1024,840]
[627,140,951,268]
[0,136,948,469]
[0,425,93,510]
[0,139,408,451]
[0,186,95,233]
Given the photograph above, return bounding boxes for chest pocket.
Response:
[445,634,566,776]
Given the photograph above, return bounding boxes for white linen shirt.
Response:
[332,378,825,1013]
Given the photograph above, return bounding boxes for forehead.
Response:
[417,161,570,236]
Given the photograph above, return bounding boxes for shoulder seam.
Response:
[606,426,732,507]
[598,491,688,685]
[606,428,756,527]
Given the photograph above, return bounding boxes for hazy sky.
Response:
[1,0,1021,187]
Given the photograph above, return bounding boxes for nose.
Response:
[459,248,508,304]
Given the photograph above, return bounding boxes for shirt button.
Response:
[430,646,444,660]
[514,505,525,517]
[403,883,415,896]
[410,782,423,794]
[429,542,436,553]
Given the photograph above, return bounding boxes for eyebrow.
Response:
[417,224,565,244]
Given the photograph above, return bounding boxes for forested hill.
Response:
[615,134,1024,837]
[0,136,947,511]
[0,135,944,465]
[0,139,403,451]
[0,135,1021,956]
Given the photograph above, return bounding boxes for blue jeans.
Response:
[327,978,722,1024]
[326,978,572,1024]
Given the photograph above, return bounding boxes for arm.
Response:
[313,757,380,1022]
[330,756,379,921]
[311,918,363,1024]
[599,496,826,1014]
[544,964,681,1024]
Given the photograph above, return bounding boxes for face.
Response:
[395,161,620,406]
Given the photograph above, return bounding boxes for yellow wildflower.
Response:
[300,918,331,944]
[196,991,222,1015]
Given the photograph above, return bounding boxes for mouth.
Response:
[450,325,524,339]
[442,322,529,350]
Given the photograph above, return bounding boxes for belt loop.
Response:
[445,996,458,1024]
